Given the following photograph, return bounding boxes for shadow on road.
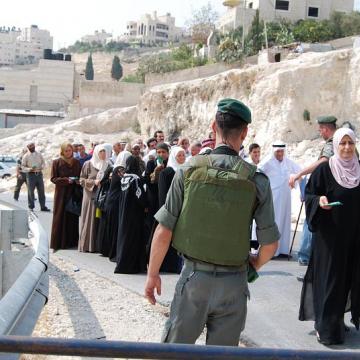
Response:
[49,262,106,340]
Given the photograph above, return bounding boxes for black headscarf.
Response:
[125,155,141,176]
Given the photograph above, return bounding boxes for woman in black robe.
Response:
[157,146,186,273]
[299,128,360,345]
[100,151,132,260]
[114,156,148,274]
[95,166,113,255]
[144,143,169,253]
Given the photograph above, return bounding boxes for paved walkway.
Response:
[1,191,359,352]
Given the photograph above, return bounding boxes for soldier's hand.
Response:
[145,274,161,305]
[249,254,259,271]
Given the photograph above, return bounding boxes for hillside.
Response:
[1,47,360,175]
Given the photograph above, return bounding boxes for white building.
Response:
[81,30,112,45]
[0,25,53,66]
[218,0,355,34]
[122,11,186,45]
[0,59,75,112]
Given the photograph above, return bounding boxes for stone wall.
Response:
[0,59,74,111]
[0,114,62,128]
[78,80,145,112]
[144,62,242,87]
[329,36,356,50]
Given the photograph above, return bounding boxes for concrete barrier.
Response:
[0,212,49,359]
[0,209,28,250]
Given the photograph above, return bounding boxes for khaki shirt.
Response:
[21,151,45,172]
[155,146,280,246]
[318,137,334,160]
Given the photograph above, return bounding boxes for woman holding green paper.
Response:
[299,128,360,345]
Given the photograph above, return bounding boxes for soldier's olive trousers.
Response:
[162,259,249,346]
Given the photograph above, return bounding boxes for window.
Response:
[275,0,289,11]
[249,2,253,8]
[156,23,169,30]
[156,31,168,38]
[308,7,319,17]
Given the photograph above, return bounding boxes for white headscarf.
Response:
[102,143,113,160]
[114,150,132,169]
[143,149,156,165]
[272,140,286,154]
[167,146,186,172]
[329,128,360,189]
[90,144,110,179]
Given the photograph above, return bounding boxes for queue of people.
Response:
[48,131,213,276]
[16,100,360,347]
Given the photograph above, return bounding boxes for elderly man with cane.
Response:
[289,115,337,266]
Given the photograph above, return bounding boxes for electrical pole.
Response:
[264,21,268,49]
[242,0,247,51]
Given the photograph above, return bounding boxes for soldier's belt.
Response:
[184,258,247,273]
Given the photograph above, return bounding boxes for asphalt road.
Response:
[1,191,359,352]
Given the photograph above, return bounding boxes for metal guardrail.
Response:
[0,336,359,359]
[0,212,48,337]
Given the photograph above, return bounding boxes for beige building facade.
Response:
[0,25,53,66]
[81,30,113,45]
[0,59,74,111]
[122,11,186,45]
[218,0,355,33]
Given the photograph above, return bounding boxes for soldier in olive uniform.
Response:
[145,99,279,346]
[289,115,336,266]
[289,115,337,188]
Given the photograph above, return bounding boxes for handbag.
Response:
[94,181,110,211]
[65,185,83,216]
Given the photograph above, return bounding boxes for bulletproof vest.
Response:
[172,154,257,266]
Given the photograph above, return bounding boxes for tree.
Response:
[85,53,94,80]
[217,26,244,63]
[266,20,294,46]
[111,55,123,81]
[187,2,219,45]
[245,9,265,56]
[171,44,193,61]
[293,20,333,43]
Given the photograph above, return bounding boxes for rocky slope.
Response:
[0,107,137,161]
[2,47,359,171]
[138,48,360,162]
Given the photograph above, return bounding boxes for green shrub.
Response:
[293,19,333,43]
[122,74,144,83]
[135,46,208,82]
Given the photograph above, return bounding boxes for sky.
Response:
[0,0,359,49]
[0,0,225,49]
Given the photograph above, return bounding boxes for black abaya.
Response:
[157,167,182,274]
[114,174,147,274]
[99,167,123,259]
[299,162,360,344]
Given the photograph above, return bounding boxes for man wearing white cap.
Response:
[259,141,301,257]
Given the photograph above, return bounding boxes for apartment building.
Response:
[218,0,355,33]
[122,11,186,45]
[0,25,53,66]
[81,30,113,45]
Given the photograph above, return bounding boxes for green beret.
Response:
[217,98,252,124]
[317,115,337,124]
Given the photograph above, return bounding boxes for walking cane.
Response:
[288,201,304,260]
